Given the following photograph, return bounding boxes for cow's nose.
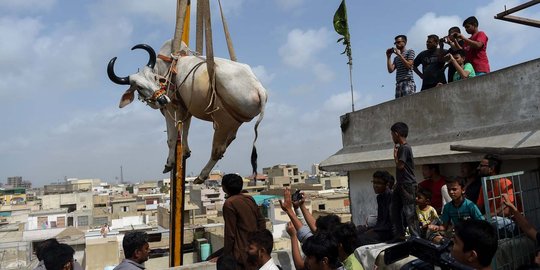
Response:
[156,95,170,106]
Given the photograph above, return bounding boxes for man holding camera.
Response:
[386,35,416,99]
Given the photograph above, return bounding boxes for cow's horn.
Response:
[107,57,130,85]
[131,44,156,69]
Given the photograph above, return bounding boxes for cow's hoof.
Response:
[163,165,173,173]
[184,151,191,159]
[193,177,205,184]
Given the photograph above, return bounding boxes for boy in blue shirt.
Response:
[428,177,484,243]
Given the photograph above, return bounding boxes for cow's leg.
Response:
[163,114,178,173]
[193,121,240,184]
[181,116,192,158]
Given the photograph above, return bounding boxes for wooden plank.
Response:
[170,123,185,266]
[450,145,540,155]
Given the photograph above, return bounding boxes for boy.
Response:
[390,122,419,242]
[452,219,498,270]
[358,170,394,245]
[457,16,490,75]
[428,177,484,243]
[416,188,439,239]
[446,50,476,81]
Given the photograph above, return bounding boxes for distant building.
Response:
[7,176,22,187]
[263,164,307,187]
[312,163,320,176]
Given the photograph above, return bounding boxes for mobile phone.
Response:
[292,190,302,202]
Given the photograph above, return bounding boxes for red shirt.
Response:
[476,177,514,216]
[464,31,490,73]
[419,176,446,212]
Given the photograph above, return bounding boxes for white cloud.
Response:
[252,65,275,86]
[312,63,335,83]
[279,27,331,68]
[275,0,304,11]
[323,91,374,114]
[406,12,462,53]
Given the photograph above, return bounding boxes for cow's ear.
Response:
[119,88,135,108]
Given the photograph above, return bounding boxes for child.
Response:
[358,170,394,245]
[428,177,484,243]
[446,50,476,81]
[457,16,490,75]
[416,188,439,239]
[452,219,498,270]
[390,122,420,242]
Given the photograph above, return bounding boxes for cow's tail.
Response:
[251,87,267,178]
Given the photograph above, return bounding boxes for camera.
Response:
[291,190,303,202]
[384,237,474,270]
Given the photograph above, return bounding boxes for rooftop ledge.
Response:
[321,57,540,171]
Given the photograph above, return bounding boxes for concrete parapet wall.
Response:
[341,58,540,150]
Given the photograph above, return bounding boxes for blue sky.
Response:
[1,0,539,186]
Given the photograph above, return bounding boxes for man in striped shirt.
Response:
[386,35,416,98]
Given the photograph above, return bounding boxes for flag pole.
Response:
[333,0,355,112]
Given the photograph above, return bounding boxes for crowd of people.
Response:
[34,126,539,269]
[387,16,489,99]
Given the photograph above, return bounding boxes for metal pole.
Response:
[348,62,355,112]
[170,123,185,266]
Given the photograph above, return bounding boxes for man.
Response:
[42,243,75,270]
[221,174,266,269]
[413,35,447,91]
[386,35,416,98]
[302,233,343,270]
[114,231,150,270]
[418,164,446,213]
[457,16,490,75]
[34,239,83,270]
[441,26,465,83]
[476,154,515,231]
[246,229,280,270]
[452,219,498,270]
[390,122,420,242]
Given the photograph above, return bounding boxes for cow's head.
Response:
[107,44,170,109]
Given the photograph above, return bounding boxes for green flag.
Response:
[333,0,352,63]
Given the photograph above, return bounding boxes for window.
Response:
[94,217,108,226]
[78,216,89,226]
[318,204,326,210]
[122,206,129,212]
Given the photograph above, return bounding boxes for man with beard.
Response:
[246,229,280,270]
[413,35,447,91]
[476,154,515,232]
[114,231,150,270]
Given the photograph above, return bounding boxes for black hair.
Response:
[516,264,540,270]
[395,35,407,42]
[247,229,274,256]
[417,187,432,201]
[463,16,479,27]
[484,154,502,174]
[446,176,465,188]
[221,174,243,195]
[123,231,148,259]
[427,34,440,42]
[302,233,341,269]
[448,26,461,34]
[332,222,360,255]
[451,49,466,58]
[43,243,74,270]
[36,238,60,261]
[454,219,497,267]
[216,254,239,270]
[315,214,342,233]
[373,170,395,189]
[391,122,409,138]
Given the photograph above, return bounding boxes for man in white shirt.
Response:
[246,229,280,270]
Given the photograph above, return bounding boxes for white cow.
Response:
[107,41,267,184]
